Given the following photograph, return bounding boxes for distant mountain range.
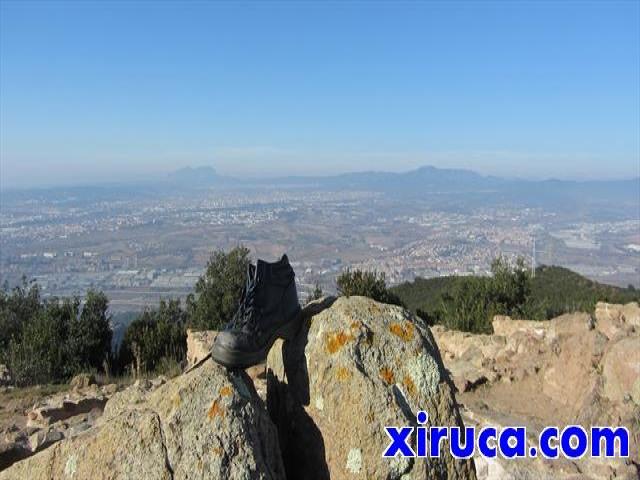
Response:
[161,165,638,214]
[165,164,637,195]
[3,164,638,218]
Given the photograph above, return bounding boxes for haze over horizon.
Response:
[1,1,639,189]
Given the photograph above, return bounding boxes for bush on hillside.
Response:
[392,260,640,333]
[306,282,324,305]
[186,246,251,330]
[336,269,403,306]
[1,288,112,387]
[117,298,187,375]
[0,278,42,352]
[417,257,535,333]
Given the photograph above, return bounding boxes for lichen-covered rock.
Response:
[267,296,476,480]
[2,409,173,480]
[1,359,286,480]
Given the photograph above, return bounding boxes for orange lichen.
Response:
[207,400,224,420]
[336,366,352,381]
[219,386,232,397]
[212,446,224,456]
[389,322,414,342]
[403,375,417,398]
[326,331,354,354]
[379,367,395,385]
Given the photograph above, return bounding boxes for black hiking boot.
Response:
[211,254,302,369]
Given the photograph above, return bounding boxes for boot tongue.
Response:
[255,259,269,280]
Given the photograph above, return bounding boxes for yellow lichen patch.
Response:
[379,367,395,385]
[212,446,224,456]
[172,393,182,409]
[207,400,225,420]
[389,322,414,342]
[325,331,354,354]
[336,366,352,381]
[403,375,417,398]
[350,320,361,330]
[219,385,232,397]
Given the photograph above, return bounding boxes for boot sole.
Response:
[211,308,302,369]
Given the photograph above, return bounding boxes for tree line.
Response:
[0,247,254,386]
[2,247,636,386]
[391,260,640,333]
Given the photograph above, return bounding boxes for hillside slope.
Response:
[392,265,639,321]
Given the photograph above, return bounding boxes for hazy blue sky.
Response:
[1,1,638,188]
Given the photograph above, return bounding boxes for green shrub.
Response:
[66,290,112,373]
[0,278,42,352]
[6,298,77,386]
[336,269,403,306]
[186,246,251,330]
[306,282,324,304]
[118,299,187,375]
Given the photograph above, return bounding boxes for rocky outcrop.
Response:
[432,302,640,480]
[186,329,217,368]
[0,358,285,480]
[594,301,640,339]
[601,337,640,404]
[0,382,120,470]
[69,373,96,391]
[185,328,267,399]
[27,395,107,428]
[267,296,476,480]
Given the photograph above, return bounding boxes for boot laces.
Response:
[229,265,260,330]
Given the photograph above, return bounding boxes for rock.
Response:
[595,302,640,339]
[27,396,108,428]
[542,324,608,410]
[69,373,96,390]
[0,365,10,387]
[100,383,119,396]
[1,358,286,479]
[267,296,476,480]
[150,375,168,388]
[101,377,161,419]
[492,316,551,340]
[185,329,268,399]
[433,304,640,480]
[27,428,64,453]
[186,329,217,368]
[431,326,504,391]
[602,336,640,404]
[246,363,267,400]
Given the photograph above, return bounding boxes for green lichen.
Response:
[346,448,362,474]
[404,351,440,397]
[64,454,77,478]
